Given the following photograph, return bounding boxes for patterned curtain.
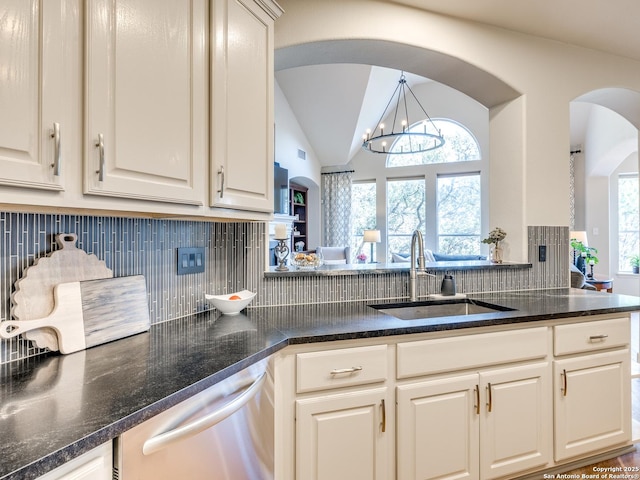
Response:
[321,171,353,247]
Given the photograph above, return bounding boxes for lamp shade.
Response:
[570,230,588,246]
[363,229,381,243]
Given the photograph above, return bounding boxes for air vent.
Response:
[297,149,306,160]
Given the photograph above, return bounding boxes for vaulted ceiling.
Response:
[275,1,640,166]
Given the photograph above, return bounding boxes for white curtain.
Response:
[321,171,352,247]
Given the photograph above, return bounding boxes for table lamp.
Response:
[363,229,381,263]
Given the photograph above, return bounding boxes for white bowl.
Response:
[205,290,256,315]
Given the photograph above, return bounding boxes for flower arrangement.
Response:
[482,227,507,263]
[356,252,368,262]
[482,227,507,247]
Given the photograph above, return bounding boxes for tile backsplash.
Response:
[0,211,568,364]
[0,212,266,363]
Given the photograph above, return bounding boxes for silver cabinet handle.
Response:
[50,122,61,176]
[95,134,105,181]
[330,366,363,375]
[474,385,480,415]
[217,166,225,198]
[142,372,266,456]
[589,334,609,341]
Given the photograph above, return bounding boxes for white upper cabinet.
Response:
[0,0,73,191]
[0,0,280,218]
[210,0,283,212]
[84,0,207,205]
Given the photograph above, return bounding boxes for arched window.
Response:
[386,119,481,168]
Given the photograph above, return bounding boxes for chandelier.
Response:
[362,73,445,155]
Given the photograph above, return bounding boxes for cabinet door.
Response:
[554,350,631,461]
[37,442,112,480]
[396,374,479,480]
[479,362,551,479]
[85,0,206,205]
[296,387,390,480]
[210,0,278,212]
[0,0,73,191]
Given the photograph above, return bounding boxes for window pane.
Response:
[387,119,481,167]
[387,178,426,257]
[351,182,377,261]
[618,174,639,271]
[437,174,481,254]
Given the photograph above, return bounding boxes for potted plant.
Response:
[570,239,598,275]
[630,254,640,274]
[356,252,368,263]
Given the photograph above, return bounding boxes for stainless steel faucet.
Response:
[409,229,427,301]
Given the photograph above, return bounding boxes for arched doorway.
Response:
[570,88,640,296]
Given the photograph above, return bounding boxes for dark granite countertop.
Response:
[2,288,640,480]
[264,260,531,276]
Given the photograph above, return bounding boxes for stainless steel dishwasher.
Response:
[114,357,274,479]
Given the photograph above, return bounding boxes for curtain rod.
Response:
[321,170,355,175]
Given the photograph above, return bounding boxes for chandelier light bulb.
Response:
[380,123,384,135]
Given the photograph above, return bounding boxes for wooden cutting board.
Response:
[11,233,113,351]
[1,276,150,354]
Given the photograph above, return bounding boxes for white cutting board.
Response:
[11,233,113,351]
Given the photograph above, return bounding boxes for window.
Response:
[387,178,426,256]
[351,182,376,261]
[386,119,481,168]
[618,173,639,271]
[350,116,484,260]
[437,173,481,254]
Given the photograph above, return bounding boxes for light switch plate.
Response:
[177,247,205,275]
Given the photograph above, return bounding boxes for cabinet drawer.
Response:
[397,327,548,379]
[554,317,629,356]
[296,345,388,393]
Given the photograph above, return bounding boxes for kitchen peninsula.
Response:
[2,289,640,480]
[265,259,531,276]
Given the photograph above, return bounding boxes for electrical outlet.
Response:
[538,245,547,262]
[177,247,205,275]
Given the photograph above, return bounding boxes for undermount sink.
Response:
[369,298,516,321]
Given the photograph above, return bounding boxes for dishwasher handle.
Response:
[142,372,267,456]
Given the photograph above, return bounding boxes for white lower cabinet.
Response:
[296,387,391,480]
[553,317,631,461]
[554,350,630,461]
[37,442,112,480]
[278,316,632,480]
[397,362,551,480]
[397,374,479,480]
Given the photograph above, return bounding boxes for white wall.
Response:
[274,81,322,249]
[275,0,640,262]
